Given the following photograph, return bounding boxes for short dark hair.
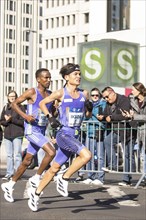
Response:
[35,68,49,79]
[101,86,114,93]
[90,87,101,98]
[59,63,80,79]
[133,82,146,96]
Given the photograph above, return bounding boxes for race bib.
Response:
[38,109,48,126]
[68,108,83,127]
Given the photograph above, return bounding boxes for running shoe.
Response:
[1,182,14,203]
[2,174,12,180]
[83,178,92,184]
[28,187,39,212]
[75,175,84,182]
[28,175,41,188]
[118,181,132,187]
[92,179,104,186]
[56,174,68,197]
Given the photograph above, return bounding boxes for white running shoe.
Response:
[1,182,14,203]
[28,187,39,212]
[56,174,68,197]
[91,179,104,186]
[29,175,40,188]
[83,178,92,184]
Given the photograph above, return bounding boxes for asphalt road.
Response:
[0,168,146,220]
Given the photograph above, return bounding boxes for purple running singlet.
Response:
[25,88,53,155]
[54,87,86,165]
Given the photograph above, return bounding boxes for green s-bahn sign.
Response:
[78,39,139,91]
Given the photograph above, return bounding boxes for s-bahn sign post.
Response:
[77,39,139,91]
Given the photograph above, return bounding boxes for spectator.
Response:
[0,90,25,180]
[82,87,106,186]
[101,87,136,186]
[122,82,146,184]
[0,125,3,146]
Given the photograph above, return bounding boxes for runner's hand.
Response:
[48,117,61,129]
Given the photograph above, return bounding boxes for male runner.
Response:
[1,68,56,203]
[27,63,93,211]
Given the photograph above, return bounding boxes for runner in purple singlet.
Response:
[28,63,93,211]
[1,68,57,203]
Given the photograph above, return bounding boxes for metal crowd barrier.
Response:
[79,120,146,189]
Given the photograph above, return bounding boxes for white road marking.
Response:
[105,185,140,207]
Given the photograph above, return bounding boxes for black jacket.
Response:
[0,125,3,144]
[0,103,25,139]
[103,93,135,142]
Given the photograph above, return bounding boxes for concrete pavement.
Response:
[0,168,146,220]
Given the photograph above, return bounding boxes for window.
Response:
[67,36,69,47]
[46,19,49,29]
[46,39,48,49]
[26,32,29,41]
[84,34,88,42]
[45,60,48,68]
[26,18,29,27]
[10,1,13,10]
[9,29,13,39]
[57,0,59,6]
[46,0,49,8]
[56,59,59,69]
[25,74,28,83]
[66,58,69,63]
[84,13,89,23]
[39,20,42,30]
[61,58,64,66]
[9,15,13,25]
[56,38,59,48]
[39,7,42,16]
[72,36,75,46]
[51,39,54,49]
[8,72,12,82]
[25,60,29,69]
[39,34,42,44]
[61,16,64,26]
[56,17,59,27]
[67,15,70,25]
[9,43,12,53]
[107,0,130,32]
[9,58,12,68]
[25,46,29,55]
[39,48,42,57]
[52,0,54,7]
[50,60,53,69]
[51,18,54,28]
[72,14,75,25]
[61,37,64,47]
[26,4,30,14]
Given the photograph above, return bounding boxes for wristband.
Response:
[46,114,51,119]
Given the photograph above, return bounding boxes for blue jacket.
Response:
[84,99,106,137]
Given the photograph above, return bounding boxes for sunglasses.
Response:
[102,92,112,100]
[91,94,99,97]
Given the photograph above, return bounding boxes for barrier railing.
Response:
[79,120,146,188]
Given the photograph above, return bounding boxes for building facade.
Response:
[0,0,145,111]
[42,0,145,93]
[0,0,43,110]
